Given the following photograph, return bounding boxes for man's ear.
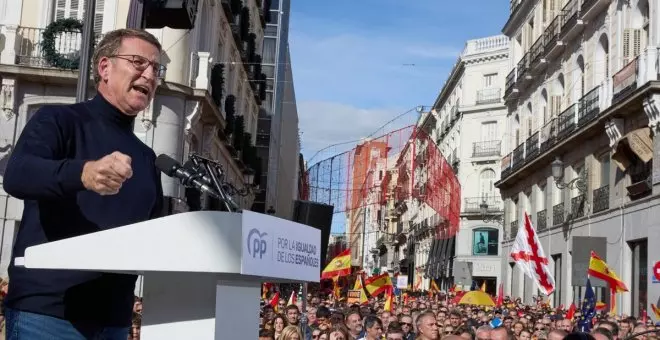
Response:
[98,57,111,82]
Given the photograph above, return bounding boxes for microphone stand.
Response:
[188,154,245,213]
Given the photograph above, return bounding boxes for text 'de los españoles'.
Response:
[276,237,319,268]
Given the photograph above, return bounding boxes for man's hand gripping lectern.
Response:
[14,210,322,340]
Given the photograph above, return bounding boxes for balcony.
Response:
[463,196,503,214]
[14,26,99,69]
[553,203,565,226]
[577,86,600,126]
[525,131,539,160]
[612,57,638,104]
[512,143,525,169]
[504,68,519,99]
[557,104,577,139]
[530,37,547,74]
[539,118,558,153]
[581,0,611,21]
[537,209,547,231]
[559,0,584,42]
[510,220,518,239]
[571,195,585,218]
[543,15,564,59]
[476,88,501,105]
[472,140,501,158]
[592,185,609,213]
[516,52,532,86]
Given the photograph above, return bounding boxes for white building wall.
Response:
[0,0,266,278]
[426,34,510,293]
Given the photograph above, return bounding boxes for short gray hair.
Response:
[92,28,162,84]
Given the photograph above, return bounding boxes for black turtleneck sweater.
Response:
[2,94,163,327]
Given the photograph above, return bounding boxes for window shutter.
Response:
[94,0,105,35]
[623,29,631,64]
[632,29,642,58]
[56,0,67,20]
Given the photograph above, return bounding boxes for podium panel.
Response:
[14,211,322,340]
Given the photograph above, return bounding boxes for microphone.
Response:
[155,154,220,199]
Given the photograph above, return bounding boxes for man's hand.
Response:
[81,151,133,195]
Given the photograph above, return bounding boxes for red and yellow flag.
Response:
[269,292,280,313]
[353,275,369,305]
[430,280,440,292]
[383,287,394,312]
[321,249,351,279]
[262,282,272,300]
[480,282,486,292]
[588,251,628,292]
[651,304,660,320]
[332,277,342,300]
[365,273,393,297]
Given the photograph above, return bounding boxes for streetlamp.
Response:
[243,169,255,187]
[479,199,503,225]
[551,157,587,193]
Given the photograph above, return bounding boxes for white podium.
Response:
[14,210,322,340]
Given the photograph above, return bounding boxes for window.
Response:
[600,154,610,187]
[552,254,562,307]
[262,38,276,64]
[472,228,498,256]
[483,73,497,88]
[264,25,278,37]
[481,122,497,141]
[480,169,496,198]
[55,0,105,35]
[537,184,546,212]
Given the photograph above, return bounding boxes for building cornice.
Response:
[463,52,509,65]
[502,0,537,37]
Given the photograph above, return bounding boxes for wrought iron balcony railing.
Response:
[510,220,519,239]
[15,26,103,69]
[553,203,565,225]
[537,209,547,230]
[571,195,585,218]
[472,140,501,157]
[505,68,517,97]
[463,196,503,213]
[592,185,609,213]
[476,88,502,104]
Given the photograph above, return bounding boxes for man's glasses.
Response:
[109,54,166,78]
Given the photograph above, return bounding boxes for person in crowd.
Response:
[416,310,440,340]
[345,310,363,339]
[358,315,383,340]
[273,314,287,339]
[2,27,164,340]
[592,328,614,340]
[280,325,304,340]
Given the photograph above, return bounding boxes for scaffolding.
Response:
[303,125,461,241]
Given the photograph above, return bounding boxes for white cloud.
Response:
[299,101,418,165]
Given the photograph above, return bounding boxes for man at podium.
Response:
[1,29,164,340]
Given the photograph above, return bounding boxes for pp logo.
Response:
[247,228,268,259]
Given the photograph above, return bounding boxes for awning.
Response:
[612,127,653,171]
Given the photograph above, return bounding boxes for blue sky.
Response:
[289,0,510,164]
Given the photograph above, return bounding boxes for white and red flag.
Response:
[509,212,555,295]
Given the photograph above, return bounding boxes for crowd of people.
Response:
[258,290,657,340]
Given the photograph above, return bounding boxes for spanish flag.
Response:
[595,301,607,311]
[651,304,660,320]
[269,292,280,313]
[353,275,369,305]
[383,287,394,312]
[365,273,393,297]
[587,251,628,292]
[480,282,486,292]
[321,249,351,279]
[430,280,440,292]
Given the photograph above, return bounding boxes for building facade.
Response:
[0,0,269,276]
[414,35,510,294]
[253,0,301,219]
[498,0,658,316]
